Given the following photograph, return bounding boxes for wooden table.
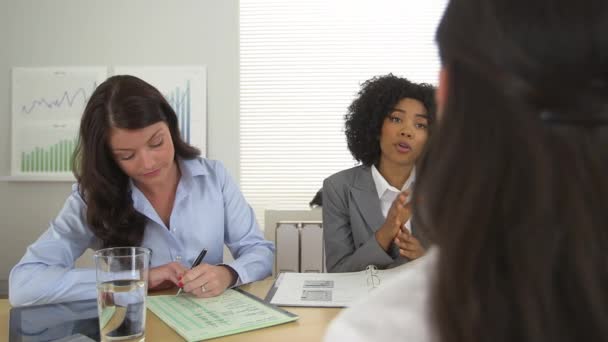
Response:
[1,279,342,341]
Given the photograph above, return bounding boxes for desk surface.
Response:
[1,279,341,341]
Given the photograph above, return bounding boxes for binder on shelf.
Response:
[300,223,324,273]
[275,223,300,273]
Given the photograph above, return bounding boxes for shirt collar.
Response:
[371,164,416,199]
[179,157,207,181]
[129,157,208,210]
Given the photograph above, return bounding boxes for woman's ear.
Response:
[436,67,448,121]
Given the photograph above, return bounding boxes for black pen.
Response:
[175,248,208,296]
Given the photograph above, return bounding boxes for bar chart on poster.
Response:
[10,67,107,179]
[112,66,207,155]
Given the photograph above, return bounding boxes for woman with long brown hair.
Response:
[325,0,608,340]
[9,75,274,306]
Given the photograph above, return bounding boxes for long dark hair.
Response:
[73,75,200,248]
[414,0,608,341]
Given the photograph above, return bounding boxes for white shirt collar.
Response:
[371,164,416,199]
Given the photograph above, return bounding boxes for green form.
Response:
[147,289,298,341]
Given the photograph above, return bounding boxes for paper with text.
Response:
[267,262,413,307]
[147,289,298,341]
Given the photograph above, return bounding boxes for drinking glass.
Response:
[94,247,150,342]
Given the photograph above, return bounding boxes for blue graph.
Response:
[165,81,191,143]
[20,83,97,114]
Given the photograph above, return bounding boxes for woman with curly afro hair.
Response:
[323,74,436,273]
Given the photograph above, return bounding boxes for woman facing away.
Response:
[9,75,274,306]
[323,74,436,272]
[325,0,608,341]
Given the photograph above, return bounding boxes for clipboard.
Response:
[146,288,298,341]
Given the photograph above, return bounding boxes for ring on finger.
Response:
[201,284,207,293]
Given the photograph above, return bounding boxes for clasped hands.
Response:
[148,261,237,297]
[374,191,425,260]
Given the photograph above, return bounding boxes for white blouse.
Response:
[371,165,415,232]
[324,247,439,342]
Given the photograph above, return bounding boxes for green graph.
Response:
[20,139,76,173]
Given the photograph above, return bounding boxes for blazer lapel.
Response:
[350,166,385,233]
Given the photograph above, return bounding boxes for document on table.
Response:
[147,289,298,341]
[266,260,418,307]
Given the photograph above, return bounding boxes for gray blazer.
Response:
[323,165,431,273]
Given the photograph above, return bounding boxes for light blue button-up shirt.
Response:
[9,158,275,306]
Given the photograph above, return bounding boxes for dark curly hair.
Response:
[344,74,436,166]
[72,75,200,248]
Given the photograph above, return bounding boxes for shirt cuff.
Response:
[219,264,241,287]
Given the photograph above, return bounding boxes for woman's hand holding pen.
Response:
[179,264,238,298]
[148,262,188,290]
[375,191,411,252]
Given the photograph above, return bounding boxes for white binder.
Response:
[275,223,300,273]
[300,223,324,273]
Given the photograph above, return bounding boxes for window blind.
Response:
[240,0,448,227]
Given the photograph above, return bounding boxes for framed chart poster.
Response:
[11,67,107,179]
[112,66,207,156]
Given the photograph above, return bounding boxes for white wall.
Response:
[0,0,240,295]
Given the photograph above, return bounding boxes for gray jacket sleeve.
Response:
[323,177,395,273]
